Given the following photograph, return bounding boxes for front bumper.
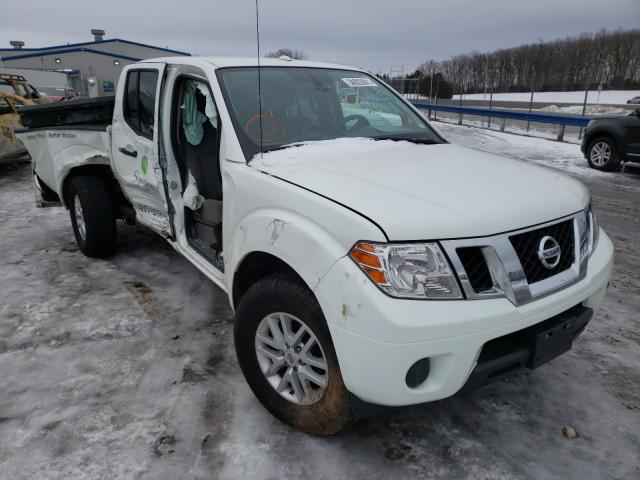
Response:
[313,230,613,406]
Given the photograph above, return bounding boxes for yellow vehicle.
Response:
[0,74,50,104]
[0,92,33,161]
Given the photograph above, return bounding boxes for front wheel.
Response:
[234,274,353,435]
[587,136,620,171]
[67,175,117,257]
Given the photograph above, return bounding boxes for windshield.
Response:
[217,67,443,161]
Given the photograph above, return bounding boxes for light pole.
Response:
[526,66,536,132]
[579,56,602,139]
[427,59,434,103]
[581,57,601,117]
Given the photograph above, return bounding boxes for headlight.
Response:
[349,242,462,299]
[586,202,599,256]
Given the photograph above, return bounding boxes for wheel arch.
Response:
[586,128,623,157]
[224,208,365,311]
[231,251,308,309]
[61,161,129,212]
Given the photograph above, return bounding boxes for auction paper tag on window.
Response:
[341,77,377,87]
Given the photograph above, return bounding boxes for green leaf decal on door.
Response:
[141,155,149,174]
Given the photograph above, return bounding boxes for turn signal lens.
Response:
[349,243,388,286]
[350,248,382,269]
[363,266,387,285]
[349,242,462,299]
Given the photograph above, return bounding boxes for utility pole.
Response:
[582,60,598,117]
[427,59,434,103]
[488,83,494,129]
[526,66,536,132]
[482,55,488,126]
[579,57,601,139]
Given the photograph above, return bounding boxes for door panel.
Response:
[624,114,640,158]
[111,63,173,236]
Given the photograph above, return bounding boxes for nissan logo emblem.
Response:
[538,236,561,269]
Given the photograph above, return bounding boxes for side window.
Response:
[125,71,140,132]
[123,70,158,138]
[0,98,13,115]
[139,71,158,137]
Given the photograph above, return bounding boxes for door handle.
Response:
[119,146,138,157]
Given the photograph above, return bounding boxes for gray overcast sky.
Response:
[1,0,639,72]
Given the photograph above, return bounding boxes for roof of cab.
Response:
[139,56,364,72]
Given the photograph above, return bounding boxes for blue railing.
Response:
[411,102,591,141]
[411,102,592,127]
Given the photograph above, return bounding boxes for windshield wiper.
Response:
[261,143,303,154]
[373,136,441,145]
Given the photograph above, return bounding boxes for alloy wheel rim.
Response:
[254,312,328,405]
[74,194,86,241]
[590,141,611,167]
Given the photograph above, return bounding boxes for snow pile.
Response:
[454,90,640,105]
[250,137,422,170]
[540,104,627,116]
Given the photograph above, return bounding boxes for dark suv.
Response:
[581,109,640,171]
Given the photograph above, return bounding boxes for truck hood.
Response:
[250,138,589,240]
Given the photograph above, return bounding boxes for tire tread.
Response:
[67,175,117,257]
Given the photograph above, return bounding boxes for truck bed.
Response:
[17,96,115,129]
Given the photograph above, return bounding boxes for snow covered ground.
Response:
[434,122,595,175]
[0,127,639,480]
[454,90,640,105]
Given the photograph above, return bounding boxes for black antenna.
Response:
[255,0,263,158]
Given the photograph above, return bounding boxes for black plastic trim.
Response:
[461,304,593,392]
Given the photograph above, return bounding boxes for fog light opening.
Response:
[405,358,431,389]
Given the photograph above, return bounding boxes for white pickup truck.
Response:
[17,56,614,435]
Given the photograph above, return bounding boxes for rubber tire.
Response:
[234,273,354,435]
[67,175,117,257]
[587,136,620,171]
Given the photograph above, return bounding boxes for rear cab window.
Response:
[124,70,158,139]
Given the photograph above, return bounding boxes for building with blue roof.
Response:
[0,30,190,95]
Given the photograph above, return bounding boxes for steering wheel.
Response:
[344,114,370,132]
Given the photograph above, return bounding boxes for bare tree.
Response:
[266,48,308,60]
[430,29,640,94]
